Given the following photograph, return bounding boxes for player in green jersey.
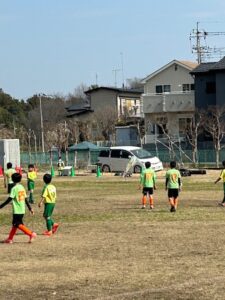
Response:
[139,161,156,209]
[0,172,36,244]
[38,174,59,236]
[4,162,16,194]
[165,161,182,212]
[27,164,37,204]
[215,160,225,206]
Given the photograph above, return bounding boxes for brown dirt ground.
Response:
[0,170,225,299]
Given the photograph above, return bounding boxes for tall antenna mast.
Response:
[120,52,125,88]
[112,69,121,87]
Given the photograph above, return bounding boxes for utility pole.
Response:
[38,93,45,153]
[190,22,225,63]
[112,69,121,87]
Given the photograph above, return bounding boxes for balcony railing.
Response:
[144,133,186,144]
[142,91,195,113]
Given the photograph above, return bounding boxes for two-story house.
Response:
[141,60,198,143]
[66,86,143,120]
[65,86,144,144]
[190,56,225,109]
[84,86,143,119]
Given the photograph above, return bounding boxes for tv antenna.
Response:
[112,68,121,87]
[190,22,225,63]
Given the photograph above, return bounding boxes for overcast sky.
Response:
[1,0,225,100]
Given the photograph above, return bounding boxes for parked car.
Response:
[97,146,163,173]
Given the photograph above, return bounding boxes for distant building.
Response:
[84,86,144,119]
[191,56,225,109]
[66,86,143,120]
[141,60,198,143]
[66,102,93,121]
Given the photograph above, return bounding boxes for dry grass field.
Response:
[0,170,225,300]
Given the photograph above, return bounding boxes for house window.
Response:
[179,118,192,134]
[156,85,163,94]
[206,81,216,94]
[182,84,195,92]
[164,85,171,93]
[155,85,171,94]
[120,98,141,116]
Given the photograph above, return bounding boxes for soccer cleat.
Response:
[150,205,154,210]
[3,239,13,244]
[29,232,37,243]
[141,205,146,209]
[43,230,52,236]
[218,202,225,207]
[52,223,59,234]
[170,206,176,212]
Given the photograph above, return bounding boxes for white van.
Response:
[98,146,163,173]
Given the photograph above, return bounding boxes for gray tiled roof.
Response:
[211,56,225,70]
[191,56,225,73]
[84,86,143,94]
[190,62,216,73]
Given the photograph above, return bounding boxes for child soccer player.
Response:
[27,164,37,204]
[38,174,59,236]
[0,172,36,243]
[4,162,16,194]
[139,161,156,209]
[165,161,182,212]
[215,160,225,206]
[57,157,64,176]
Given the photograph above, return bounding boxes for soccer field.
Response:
[0,170,225,300]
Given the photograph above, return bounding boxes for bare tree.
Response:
[67,119,80,144]
[203,105,225,167]
[93,106,118,141]
[185,110,204,165]
[74,83,89,99]
[126,78,144,90]
[28,97,66,151]
[44,121,71,153]
[154,117,176,160]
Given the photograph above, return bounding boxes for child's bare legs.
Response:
[169,197,176,212]
[174,197,179,210]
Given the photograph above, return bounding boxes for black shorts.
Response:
[168,189,179,199]
[12,214,24,227]
[8,183,14,194]
[143,187,154,196]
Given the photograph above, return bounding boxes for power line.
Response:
[190,22,225,63]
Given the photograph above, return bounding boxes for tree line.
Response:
[0,79,144,152]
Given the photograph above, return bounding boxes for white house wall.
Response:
[144,63,195,94]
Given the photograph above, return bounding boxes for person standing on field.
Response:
[139,161,156,209]
[0,172,36,244]
[215,160,225,206]
[165,161,182,212]
[27,164,37,204]
[57,156,64,176]
[38,174,59,236]
[4,162,16,194]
